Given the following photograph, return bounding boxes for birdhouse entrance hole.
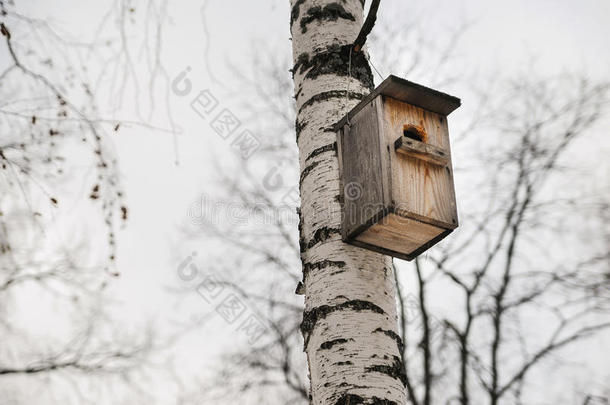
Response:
[403,124,427,143]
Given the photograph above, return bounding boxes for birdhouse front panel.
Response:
[382,97,458,228]
[335,75,460,260]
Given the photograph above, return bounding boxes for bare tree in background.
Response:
[0,1,176,403]
[420,72,610,405]
[182,11,610,405]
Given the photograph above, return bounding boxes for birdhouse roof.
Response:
[334,75,461,130]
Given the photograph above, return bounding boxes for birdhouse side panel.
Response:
[337,100,387,239]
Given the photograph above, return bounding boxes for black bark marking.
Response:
[335,394,365,405]
[292,52,310,76]
[320,338,350,350]
[298,90,365,115]
[295,85,303,100]
[295,281,305,295]
[301,299,385,348]
[296,124,337,144]
[290,0,308,28]
[364,355,407,387]
[295,117,308,142]
[373,327,405,353]
[303,258,346,279]
[299,160,320,184]
[300,226,341,252]
[293,44,374,90]
[335,394,398,405]
[297,206,304,253]
[295,260,347,295]
[300,3,355,33]
[305,141,337,162]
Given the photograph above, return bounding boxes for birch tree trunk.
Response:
[290,1,407,404]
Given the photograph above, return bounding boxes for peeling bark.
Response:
[289,1,407,404]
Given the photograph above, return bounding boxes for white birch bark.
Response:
[290,1,407,404]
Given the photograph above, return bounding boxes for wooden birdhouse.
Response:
[335,75,461,260]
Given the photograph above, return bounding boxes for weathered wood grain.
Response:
[355,214,444,257]
[336,80,459,260]
[381,97,457,227]
[338,99,387,238]
[394,136,450,167]
[333,75,461,130]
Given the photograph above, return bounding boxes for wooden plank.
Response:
[392,159,456,225]
[356,223,420,256]
[338,100,385,238]
[374,96,392,210]
[384,97,449,150]
[392,206,457,231]
[348,238,416,261]
[355,214,444,257]
[381,99,458,226]
[381,214,446,241]
[394,136,450,167]
[333,75,461,130]
[379,76,461,116]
